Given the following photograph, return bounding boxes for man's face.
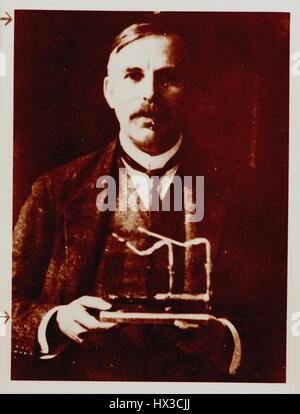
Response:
[104,35,188,155]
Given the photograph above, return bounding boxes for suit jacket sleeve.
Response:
[12,174,57,357]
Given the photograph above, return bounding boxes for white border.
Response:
[0,0,299,394]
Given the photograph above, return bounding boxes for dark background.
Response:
[12,10,289,382]
[13,11,289,223]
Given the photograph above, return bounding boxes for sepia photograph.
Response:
[11,10,289,383]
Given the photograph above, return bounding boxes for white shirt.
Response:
[119,133,183,209]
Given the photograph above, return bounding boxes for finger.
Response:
[79,295,112,310]
[174,320,199,330]
[97,321,118,329]
[74,308,109,330]
[66,321,87,343]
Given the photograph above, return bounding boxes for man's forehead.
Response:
[107,34,185,75]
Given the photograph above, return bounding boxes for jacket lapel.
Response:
[61,140,117,301]
[181,145,228,296]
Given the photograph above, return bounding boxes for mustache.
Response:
[130,105,171,122]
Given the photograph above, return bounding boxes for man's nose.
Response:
[141,74,156,102]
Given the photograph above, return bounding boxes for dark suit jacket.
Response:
[12,138,285,381]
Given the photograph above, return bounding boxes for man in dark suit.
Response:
[12,21,278,381]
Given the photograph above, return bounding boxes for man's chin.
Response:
[126,124,179,155]
[128,127,161,152]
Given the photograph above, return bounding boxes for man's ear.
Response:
[103,76,115,109]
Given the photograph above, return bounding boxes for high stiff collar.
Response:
[119,131,183,173]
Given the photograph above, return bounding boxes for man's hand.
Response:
[172,318,235,374]
[172,319,222,354]
[56,296,116,344]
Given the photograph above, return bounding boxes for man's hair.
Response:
[107,22,189,74]
[110,22,184,55]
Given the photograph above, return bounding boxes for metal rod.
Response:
[99,310,212,325]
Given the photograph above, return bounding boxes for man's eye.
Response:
[158,72,178,87]
[125,71,143,82]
